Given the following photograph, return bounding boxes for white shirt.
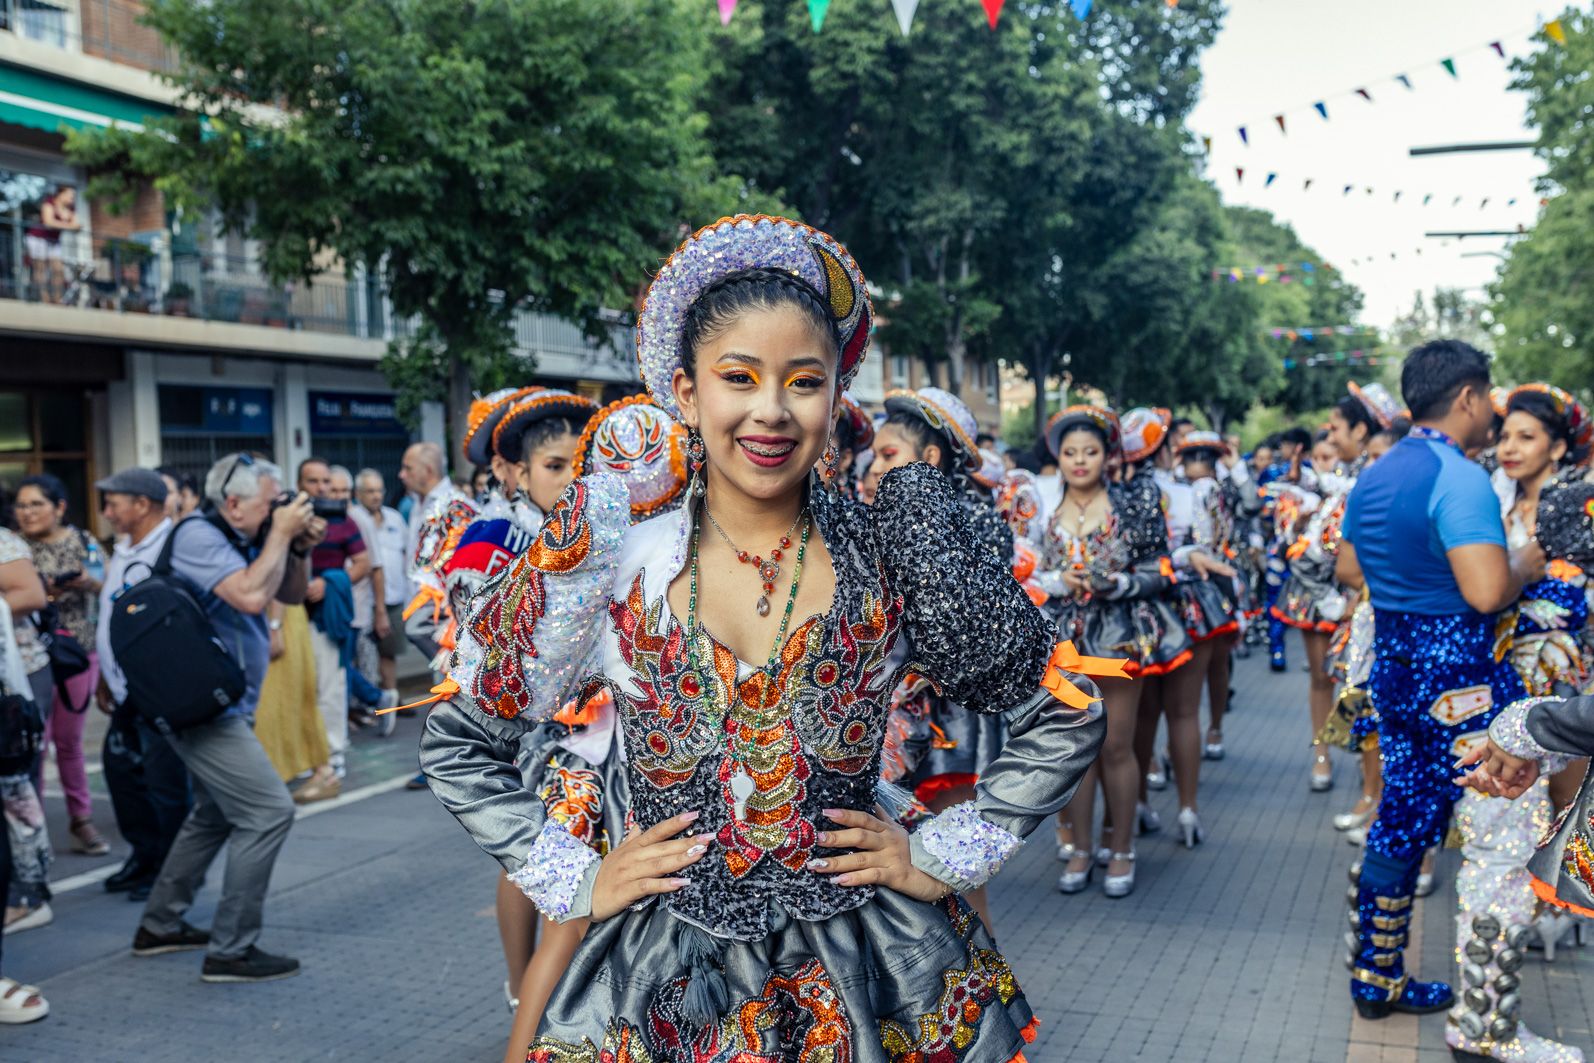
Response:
[364,504,410,606]
[345,504,381,630]
[96,517,173,704]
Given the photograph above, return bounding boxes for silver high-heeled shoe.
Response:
[1137,802,1162,835]
[1333,798,1376,832]
[1531,910,1585,962]
[1203,730,1225,761]
[1177,807,1204,849]
[1103,850,1137,899]
[1309,753,1334,793]
[1057,853,1094,894]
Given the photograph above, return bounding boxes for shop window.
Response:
[158,384,276,487]
[0,388,93,527]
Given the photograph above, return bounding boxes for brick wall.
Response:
[88,181,164,241]
[78,0,175,73]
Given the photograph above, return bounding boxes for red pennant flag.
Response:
[1355,88,1372,102]
[1490,41,1505,58]
[1235,167,1244,183]
[1238,126,1248,145]
[1274,114,1286,135]
[981,0,1004,29]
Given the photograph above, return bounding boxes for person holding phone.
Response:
[14,473,109,857]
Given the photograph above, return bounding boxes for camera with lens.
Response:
[311,497,348,521]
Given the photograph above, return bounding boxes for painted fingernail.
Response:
[668,878,692,888]
[697,832,716,844]
[686,844,708,857]
[681,810,701,823]
[815,831,830,844]
[835,874,852,886]
[807,859,829,870]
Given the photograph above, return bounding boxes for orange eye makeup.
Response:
[716,367,761,386]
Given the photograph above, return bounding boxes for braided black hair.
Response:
[500,416,584,466]
[1333,394,1379,443]
[681,268,840,375]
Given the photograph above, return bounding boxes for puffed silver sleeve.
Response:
[420,474,629,921]
[1491,694,1594,761]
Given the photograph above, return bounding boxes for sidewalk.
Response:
[5,638,1592,1061]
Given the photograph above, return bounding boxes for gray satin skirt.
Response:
[528,890,1038,1062]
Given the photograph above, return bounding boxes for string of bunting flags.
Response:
[1198,20,1566,154]
[1224,169,1538,213]
[714,0,1167,35]
[1283,349,1389,371]
[1210,261,1337,284]
[1268,325,1378,341]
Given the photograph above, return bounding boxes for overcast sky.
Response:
[1187,0,1561,327]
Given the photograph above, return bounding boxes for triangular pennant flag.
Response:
[1265,172,1277,188]
[1274,114,1286,135]
[1490,41,1505,59]
[1422,193,1432,206]
[808,0,829,32]
[981,0,1004,29]
[1546,20,1566,45]
[1441,58,1457,78]
[890,0,917,35]
[1202,136,1212,153]
[1480,197,1489,209]
[1507,198,1516,207]
[1394,191,1402,202]
[1314,102,1328,120]
[1396,74,1413,89]
[1343,185,1353,196]
[1304,179,1314,191]
[1453,196,1463,206]
[718,0,737,24]
[1302,329,1314,341]
[1238,126,1248,145]
[1070,0,1092,18]
[1355,88,1372,102]
[1235,167,1244,183]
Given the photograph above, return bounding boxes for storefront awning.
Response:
[0,62,171,133]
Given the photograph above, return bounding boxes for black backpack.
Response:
[109,515,248,734]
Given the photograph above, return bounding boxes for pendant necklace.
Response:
[704,503,805,616]
[687,508,812,822]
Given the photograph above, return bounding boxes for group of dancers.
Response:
[388,212,1594,1062]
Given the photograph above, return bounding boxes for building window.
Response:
[891,354,909,388]
[1,0,74,49]
[158,384,276,485]
[0,389,94,526]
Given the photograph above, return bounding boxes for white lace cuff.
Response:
[506,822,601,921]
[910,802,1023,892]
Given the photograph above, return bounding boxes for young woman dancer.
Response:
[421,216,1109,1061]
[1040,406,1183,897]
[1274,382,1400,791]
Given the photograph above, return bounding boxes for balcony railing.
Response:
[1,0,178,74]
[0,219,638,376]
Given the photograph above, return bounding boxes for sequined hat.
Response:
[1044,404,1122,460]
[1348,381,1402,430]
[1490,385,1511,419]
[1536,479,1594,566]
[996,469,1042,527]
[463,386,539,467]
[637,215,873,420]
[835,391,875,454]
[1176,429,1230,458]
[1118,407,1170,464]
[573,394,688,520]
[1506,382,1593,465]
[491,388,598,463]
[883,386,982,471]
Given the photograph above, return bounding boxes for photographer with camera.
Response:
[293,459,369,795]
[131,452,320,983]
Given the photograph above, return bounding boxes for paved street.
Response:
[6,637,1593,1062]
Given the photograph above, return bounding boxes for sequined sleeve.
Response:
[872,463,1056,714]
[1107,484,1173,601]
[1493,694,1594,760]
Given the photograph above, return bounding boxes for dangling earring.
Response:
[821,442,841,490]
[687,429,707,497]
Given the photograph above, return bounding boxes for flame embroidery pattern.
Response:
[1564,814,1594,896]
[529,960,852,1062]
[539,762,607,856]
[414,498,478,574]
[468,482,594,719]
[610,575,900,881]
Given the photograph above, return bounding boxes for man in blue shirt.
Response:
[1337,341,1544,1019]
[133,453,323,984]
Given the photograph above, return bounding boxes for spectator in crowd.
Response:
[24,184,80,304]
[470,465,492,504]
[328,465,398,734]
[156,466,202,520]
[295,458,369,785]
[1249,439,1276,480]
[399,442,451,588]
[0,487,52,935]
[0,499,47,1020]
[1171,416,1196,449]
[156,469,182,520]
[94,470,188,902]
[13,473,109,857]
[255,592,331,794]
[355,469,409,701]
[132,452,317,983]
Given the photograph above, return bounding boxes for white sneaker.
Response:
[3,903,52,936]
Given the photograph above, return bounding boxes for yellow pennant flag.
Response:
[1546,19,1566,46]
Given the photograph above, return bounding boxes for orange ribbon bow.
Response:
[1040,640,1132,710]
[375,676,460,717]
[401,583,445,623]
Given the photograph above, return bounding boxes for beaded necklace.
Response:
[687,504,812,822]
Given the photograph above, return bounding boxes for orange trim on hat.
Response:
[491,392,598,457]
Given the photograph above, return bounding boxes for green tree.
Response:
[1494,12,1594,390]
[68,0,739,451]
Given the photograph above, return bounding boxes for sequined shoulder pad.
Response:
[449,474,630,724]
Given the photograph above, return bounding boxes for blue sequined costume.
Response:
[1348,609,1523,1013]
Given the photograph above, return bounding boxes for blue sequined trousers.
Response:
[1349,609,1524,1011]
[1265,543,1288,666]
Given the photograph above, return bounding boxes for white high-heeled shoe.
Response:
[1137,802,1162,835]
[1103,850,1136,899]
[1177,807,1204,849]
[1333,796,1377,832]
[1057,851,1094,895]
